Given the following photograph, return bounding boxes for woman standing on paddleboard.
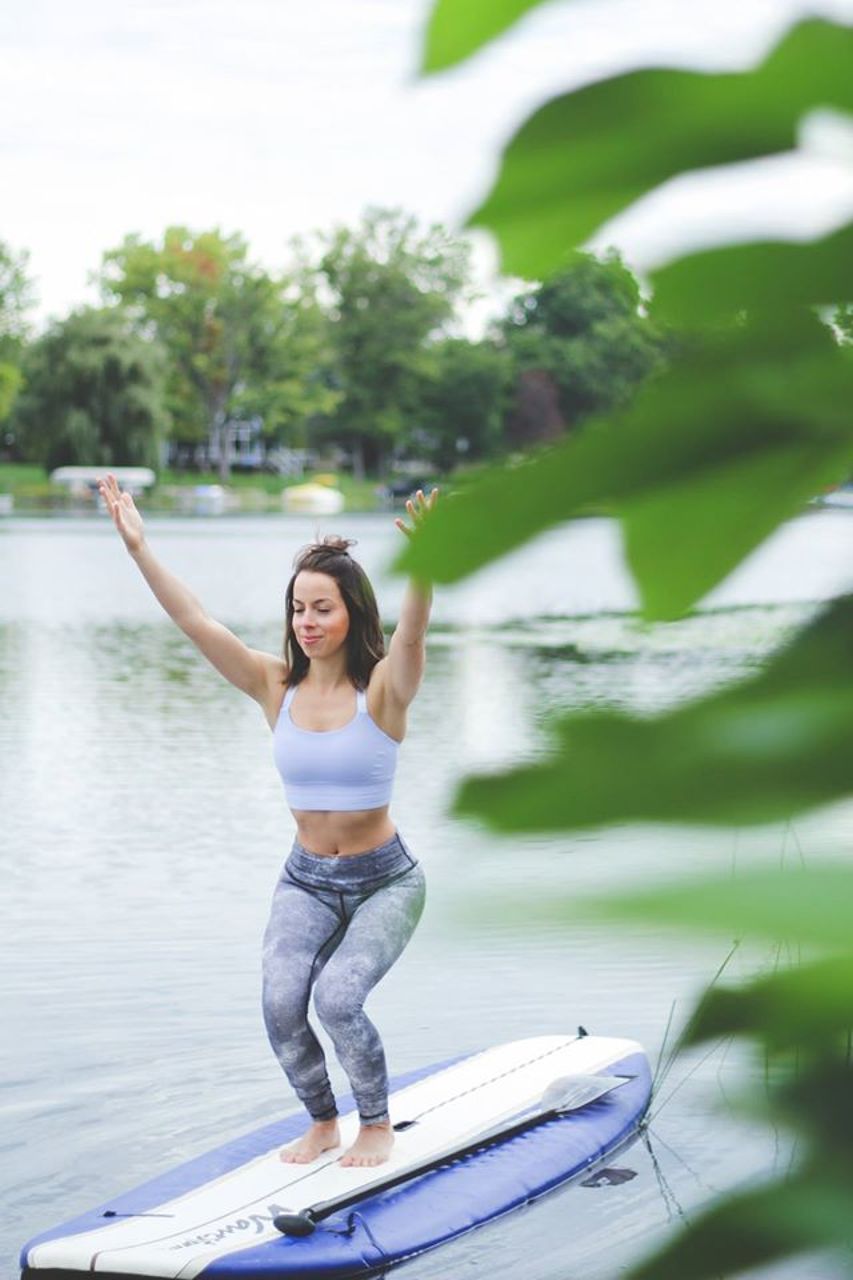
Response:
[98,473,436,1170]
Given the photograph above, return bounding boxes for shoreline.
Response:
[0,464,405,516]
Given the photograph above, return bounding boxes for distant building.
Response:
[164,417,309,476]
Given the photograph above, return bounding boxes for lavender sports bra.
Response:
[272,684,399,811]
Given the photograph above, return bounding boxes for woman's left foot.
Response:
[339,1121,394,1168]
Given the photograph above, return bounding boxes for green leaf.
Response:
[396,314,853,619]
[778,1060,853,1154]
[579,866,853,950]
[453,597,853,831]
[626,1173,853,1280]
[651,221,853,325]
[421,0,554,74]
[620,441,850,620]
[465,20,853,278]
[685,956,853,1049]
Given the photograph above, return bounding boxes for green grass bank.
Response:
[0,463,394,514]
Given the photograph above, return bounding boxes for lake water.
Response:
[2,509,853,1280]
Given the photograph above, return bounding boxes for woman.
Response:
[97,472,436,1170]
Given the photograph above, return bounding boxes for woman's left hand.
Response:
[394,487,439,540]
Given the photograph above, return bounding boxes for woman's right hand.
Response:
[98,473,146,555]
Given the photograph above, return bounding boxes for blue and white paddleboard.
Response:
[21,1034,651,1278]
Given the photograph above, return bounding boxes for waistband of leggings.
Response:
[286,831,416,890]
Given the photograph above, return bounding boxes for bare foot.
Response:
[339,1121,394,1168]
[279,1118,341,1164]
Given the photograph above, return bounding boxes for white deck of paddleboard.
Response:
[27,1034,640,1278]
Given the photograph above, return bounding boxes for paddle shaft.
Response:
[284,1092,612,1233]
[275,1073,633,1236]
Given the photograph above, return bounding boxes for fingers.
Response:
[97,473,117,502]
[413,487,439,511]
[96,473,135,535]
[396,487,439,539]
[99,486,117,526]
[97,473,134,510]
[96,475,113,512]
[405,489,434,521]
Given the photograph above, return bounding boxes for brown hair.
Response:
[283,536,385,689]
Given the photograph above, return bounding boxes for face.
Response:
[291,570,350,658]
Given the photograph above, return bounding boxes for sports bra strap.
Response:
[284,684,365,714]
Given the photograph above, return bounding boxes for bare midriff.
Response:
[291,806,396,857]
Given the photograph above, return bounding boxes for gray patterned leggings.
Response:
[261,831,426,1126]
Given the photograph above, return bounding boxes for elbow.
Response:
[177,607,209,640]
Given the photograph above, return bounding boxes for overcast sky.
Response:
[5,0,853,331]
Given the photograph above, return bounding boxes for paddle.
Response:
[273,1072,631,1237]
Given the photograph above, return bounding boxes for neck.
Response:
[304,653,350,692]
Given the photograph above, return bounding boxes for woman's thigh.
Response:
[262,875,345,992]
[315,864,426,1004]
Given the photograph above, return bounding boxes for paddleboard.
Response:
[21,1033,651,1278]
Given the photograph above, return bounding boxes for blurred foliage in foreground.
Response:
[402,5,853,1275]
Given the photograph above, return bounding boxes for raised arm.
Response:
[97,473,283,706]
[384,489,437,708]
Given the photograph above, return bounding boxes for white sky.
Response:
[5,0,853,332]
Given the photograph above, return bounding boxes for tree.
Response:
[228,286,341,451]
[507,247,642,336]
[99,227,336,480]
[300,207,473,477]
[409,337,512,471]
[499,250,669,445]
[0,240,35,437]
[12,307,167,471]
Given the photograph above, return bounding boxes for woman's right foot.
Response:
[279,1117,341,1164]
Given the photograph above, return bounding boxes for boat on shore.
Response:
[282,482,345,515]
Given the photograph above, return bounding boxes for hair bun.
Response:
[293,534,357,569]
[320,535,356,553]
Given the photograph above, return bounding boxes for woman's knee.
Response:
[313,971,363,1033]
[262,971,310,1043]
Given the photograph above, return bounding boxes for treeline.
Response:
[0,207,674,480]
